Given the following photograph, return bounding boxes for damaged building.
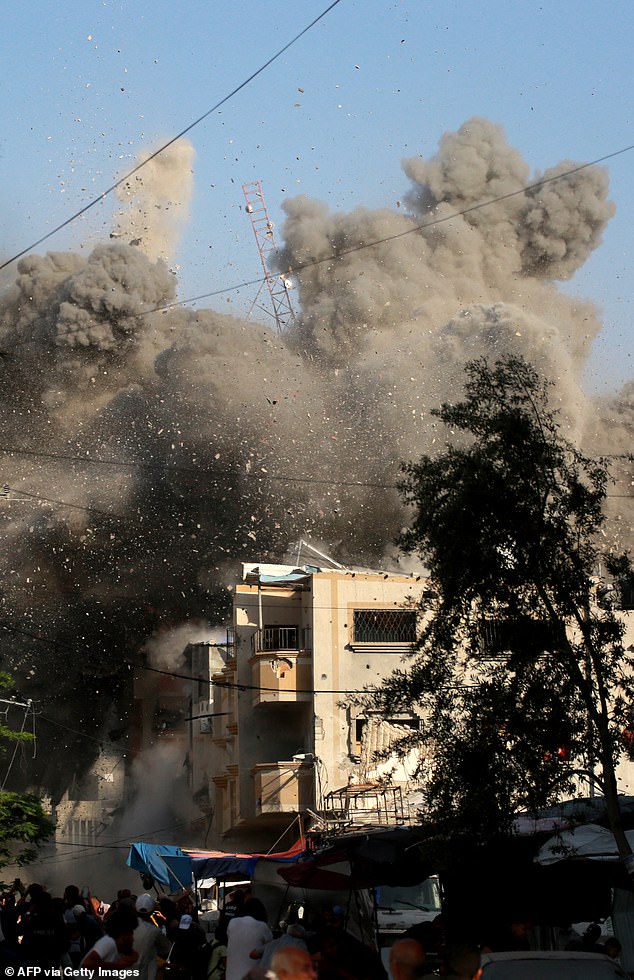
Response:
[205,561,426,850]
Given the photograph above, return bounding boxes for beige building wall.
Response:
[207,562,634,847]
[615,611,634,795]
[310,571,421,796]
[208,563,426,846]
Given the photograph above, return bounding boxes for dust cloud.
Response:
[0,119,631,827]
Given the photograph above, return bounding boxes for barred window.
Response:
[353,609,417,644]
[479,617,565,656]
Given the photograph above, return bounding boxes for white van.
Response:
[375,877,442,940]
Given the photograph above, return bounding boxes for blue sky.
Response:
[2,0,633,392]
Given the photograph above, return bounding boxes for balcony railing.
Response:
[253,626,309,654]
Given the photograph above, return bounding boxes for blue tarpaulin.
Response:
[127,843,193,891]
[186,839,307,881]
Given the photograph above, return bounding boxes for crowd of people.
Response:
[0,878,623,979]
[0,879,208,978]
[0,878,438,979]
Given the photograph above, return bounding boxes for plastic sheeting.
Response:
[536,823,634,865]
[126,843,193,891]
[186,838,306,881]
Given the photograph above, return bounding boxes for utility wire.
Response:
[39,713,129,755]
[1,701,33,789]
[130,659,439,697]
[1,447,634,502]
[0,621,56,647]
[0,0,344,273]
[134,143,634,315]
[1,486,116,517]
[35,819,189,867]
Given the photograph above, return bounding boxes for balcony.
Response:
[253,625,309,654]
[252,761,315,816]
[250,651,312,706]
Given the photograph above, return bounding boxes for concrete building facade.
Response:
[209,562,426,848]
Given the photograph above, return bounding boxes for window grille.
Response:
[353,609,417,644]
[479,617,565,656]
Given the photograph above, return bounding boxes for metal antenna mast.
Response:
[242,180,296,334]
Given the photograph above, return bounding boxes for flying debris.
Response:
[0,117,630,815]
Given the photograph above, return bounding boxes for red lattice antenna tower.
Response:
[242,180,296,334]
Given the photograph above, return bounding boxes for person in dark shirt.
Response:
[215,887,245,944]
[20,886,68,967]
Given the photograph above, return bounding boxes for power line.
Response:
[0,621,56,647]
[35,819,189,868]
[1,445,634,500]
[133,144,634,316]
[2,486,117,518]
[0,0,344,273]
[0,451,396,489]
[39,713,128,755]
[131,659,396,698]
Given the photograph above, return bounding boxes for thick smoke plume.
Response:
[0,119,630,824]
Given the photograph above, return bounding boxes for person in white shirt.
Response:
[133,894,172,980]
[226,898,272,980]
[81,908,139,973]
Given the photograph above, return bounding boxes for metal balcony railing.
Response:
[253,626,308,653]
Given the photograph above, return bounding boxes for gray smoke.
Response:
[0,119,630,824]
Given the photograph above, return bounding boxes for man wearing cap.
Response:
[133,894,172,980]
[165,911,208,979]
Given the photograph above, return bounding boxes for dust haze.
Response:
[0,117,631,854]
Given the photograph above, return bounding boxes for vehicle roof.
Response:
[480,950,628,977]
[482,952,617,962]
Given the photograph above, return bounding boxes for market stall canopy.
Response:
[278,827,434,889]
[186,837,306,881]
[536,823,634,865]
[127,843,193,891]
[515,796,634,837]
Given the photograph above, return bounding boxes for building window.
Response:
[353,715,420,756]
[353,609,417,644]
[478,617,565,657]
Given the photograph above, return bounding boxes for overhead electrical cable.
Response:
[129,659,477,695]
[133,144,634,315]
[0,621,56,647]
[34,819,189,866]
[1,447,633,498]
[0,0,344,273]
[1,701,34,789]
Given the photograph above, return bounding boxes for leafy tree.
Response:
[0,672,53,869]
[368,355,634,859]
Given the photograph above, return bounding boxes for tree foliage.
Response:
[369,355,634,848]
[0,673,53,867]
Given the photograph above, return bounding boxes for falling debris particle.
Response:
[0,114,625,819]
